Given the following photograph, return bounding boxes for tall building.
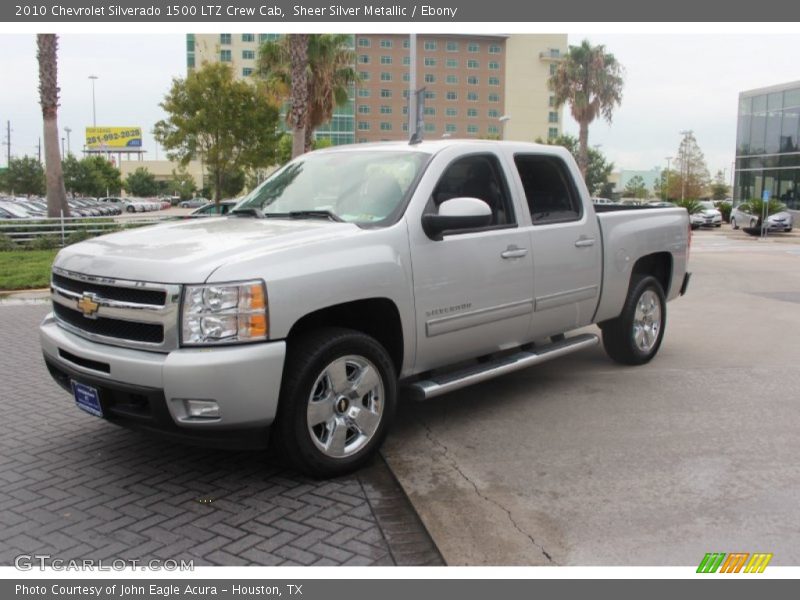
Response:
[735,81,800,209]
[187,33,566,146]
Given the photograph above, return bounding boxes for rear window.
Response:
[513,155,582,224]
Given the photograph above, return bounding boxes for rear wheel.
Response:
[273,327,397,478]
[126,205,135,213]
[601,275,666,365]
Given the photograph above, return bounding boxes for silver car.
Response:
[730,204,793,232]
[690,201,723,228]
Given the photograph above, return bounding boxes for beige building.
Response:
[118,159,204,189]
[188,33,566,145]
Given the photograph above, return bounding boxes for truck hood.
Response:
[54,216,362,283]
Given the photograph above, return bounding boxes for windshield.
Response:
[699,201,715,210]
[236,150,428,224]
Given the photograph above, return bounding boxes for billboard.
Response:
[85,127,142,149]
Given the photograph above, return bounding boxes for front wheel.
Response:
[273,327,397,478]
[731,217,738,229]
[601,275,666,365]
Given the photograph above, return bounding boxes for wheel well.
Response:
[631,252,672,295]
[286,298,404,374]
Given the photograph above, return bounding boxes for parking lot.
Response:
[2,226,799,567]
[383,227,800,565]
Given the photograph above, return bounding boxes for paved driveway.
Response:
[0,304,440,567]
[383,229,800,565]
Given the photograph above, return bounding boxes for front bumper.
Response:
[40,313,286,449]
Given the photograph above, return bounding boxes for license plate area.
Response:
[71,381,103,417]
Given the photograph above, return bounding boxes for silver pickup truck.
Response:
[40,140,691,477]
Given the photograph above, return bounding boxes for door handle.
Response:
[501,246,528,259]
[574,237,596,248]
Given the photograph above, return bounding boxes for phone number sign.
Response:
[85,127,143,149]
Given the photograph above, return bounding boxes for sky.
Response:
[1,32,800,180]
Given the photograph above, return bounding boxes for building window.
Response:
[548,127,559,139]
[488,77,500,86]
[489,61,500,70]
[488,93,500,102]
[489,44,502,54]
[468,92,479,102]
[446,91,458,101]
[259,34,279,43]
[402,106,408,115]
[424,57,437,67]
[425,123,436,133]
[424,91,436,100]
[403,39,410,49]
[446,75,458,85]
[550,63,558,76]
[488,109,500,118]
[242,50,255,60]
[549,95,556,107]
[446,107,458,117]
[186,35,194,51]
[359,54,370,64]
[468,43,479,53]
[381,72,392,81]
[220,34,232,45]
[467,108,478,118]
[358,88,371,97]
[358,105,371,114]
[380,122,392,131]
[424,73,436,84]
[359,71,370,81]
[358,121,370,130]
[548,111,559,123]
[380,39,393,48]
[467,59,479,69]
[424,107,436,116]
[402,122,409,132]
[403,89,410,98]
[381,55,392,65]
[467,75,479,85]
[380,88,392,98]
[488,125,499,135]
[424,40,437,51]
[446,58,458,68]
[446,41,459,52]
[220,49,232,62]
[187,55,195,68]
[403,56,411,66]
[358,37,371,47]
[403,72,410,82]
[380,105,393,114]
[242,67,253,77]
[242,34,255,42]
[445,124,457,133]
[467,124,479,134]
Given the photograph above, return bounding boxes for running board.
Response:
[406,333,599,401]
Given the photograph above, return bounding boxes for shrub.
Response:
[718,201,732,223]
[29,235,59,250]
[0,233,17,251]
[674,198,703,215]
[66,228,95,245]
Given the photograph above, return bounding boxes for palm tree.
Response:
[37,34,70,217]
[550,40,624,179]
[258,34,358,154]
[288,34,309,158]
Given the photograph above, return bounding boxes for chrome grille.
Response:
[50,267,181,352]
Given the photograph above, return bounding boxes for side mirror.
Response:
[422,197,492,240]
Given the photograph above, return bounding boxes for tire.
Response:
[750,218,758,228]
[731,217,738,229]
[714,223,721,228]
[600,275,666,366]
[273,327,397,478]
[785,228,792,233]
[126,205,135,213]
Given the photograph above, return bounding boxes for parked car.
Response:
[730,203,793,232]
[0,200,39,219]
[40,140,691,477]
[179,198,208,209]
[190,199,238,216]
[647,201,675,208]
[99,197,140,213]
[690,201,723,228]
[592,197,615,205]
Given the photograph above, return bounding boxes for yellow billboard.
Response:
[85,127,143,149]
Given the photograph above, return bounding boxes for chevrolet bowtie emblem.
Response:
[77,293,100,318]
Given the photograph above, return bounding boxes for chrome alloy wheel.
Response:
[306,355,384,458]
[632,290,662,353]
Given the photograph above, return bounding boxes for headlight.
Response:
[181,280,268,345]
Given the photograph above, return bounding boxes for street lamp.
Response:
[499,115,511,140]
[64,127,71,156]
[61,137,65,157]
[664,156,673,201]
[88,75,99,127]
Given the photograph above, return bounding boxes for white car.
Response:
[730,203,793,232]
[690,201,722,229]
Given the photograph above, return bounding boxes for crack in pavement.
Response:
[416,416,557,565]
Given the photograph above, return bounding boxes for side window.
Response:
[514,154,582,224]
[431,154,515,227]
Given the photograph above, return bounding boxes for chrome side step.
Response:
[406,333,599,401]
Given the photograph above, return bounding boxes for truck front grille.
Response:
[50,267,181,352]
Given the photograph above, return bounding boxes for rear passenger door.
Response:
[512,153,602,339]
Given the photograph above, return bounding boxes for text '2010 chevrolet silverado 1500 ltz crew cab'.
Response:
[40,140,691,477]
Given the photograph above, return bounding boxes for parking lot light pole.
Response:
[499,115,511,140]
[64,127,71,156]
[664,156,672,201]
[89,75,99,127]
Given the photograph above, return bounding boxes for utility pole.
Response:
[679,130,693,202]
[64,127,72,156]
[89,75,99,127]
[664,156,672,201]
[3,120,10,166]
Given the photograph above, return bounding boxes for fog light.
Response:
[183,399,220,419]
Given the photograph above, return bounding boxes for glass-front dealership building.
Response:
[735,81,800,209]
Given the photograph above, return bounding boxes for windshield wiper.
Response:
[262,210,343,222]
[231,208,264,218]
